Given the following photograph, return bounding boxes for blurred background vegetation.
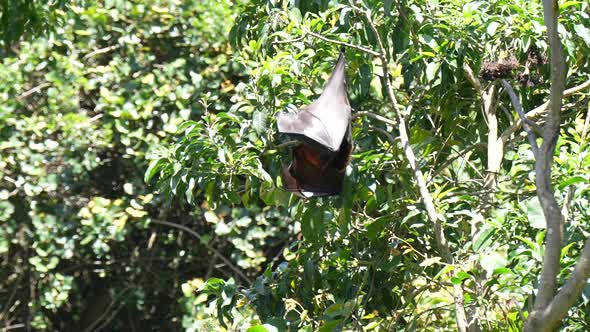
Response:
[1,0,590,331]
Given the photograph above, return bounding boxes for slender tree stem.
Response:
[500,79,590,143]
[350,3,470,331]
[305,29,380,57]
[151,219,252,284]
[501,80,540,157]
[353,111,398,126]
[524,0,574,330]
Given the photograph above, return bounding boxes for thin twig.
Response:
[430,142,487,179]
[0,274,23,323]
[499,106,514,129]
[500,79,590,143]
[151,219,252,284]
[501,80,540,158]
[17,82,50,100]
[463,63,482,92]
[524,0,568,330]
[373,127,397,144]
[350,3,470,330]
[83,45,121,60]
[305,29,380,57]
[93,298,130,332]
[3,324,25,331]
[83,288,131,332]
[270,140,301,151]
[272,34,306,45]
[353,111,397,126]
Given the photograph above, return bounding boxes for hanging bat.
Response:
[276,50,353,197]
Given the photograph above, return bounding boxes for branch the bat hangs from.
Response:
[276,49,353,198]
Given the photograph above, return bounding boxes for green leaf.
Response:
[252,110,267,135]
[515,236,537,251]
[365,217,388,240]
[574,24,590,46]
[524,197,545,229]
[185,177,196,204]
[481,248,507,277]
[318,320,341,332]
[561,242,576,260]
[560,1,581,9]
[247,327,270,332]
[486,21,500,36]
[177,120,199,133]
[425,61,440,82]
[451,271,471,284]
[289,7,302,23]
[324,303,344,318]
[359,63,372,96]
[301,205,324,244]
[473,227,496,252]
[558,176,586,190]
[144,159,164,183]
[384,0,393,16]
[198,278,226,295]
[493,267,512,276]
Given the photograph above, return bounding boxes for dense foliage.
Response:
[0,1,289,330]
[2,0,590,331]
[0,0,68,46]
[151,0,590,331]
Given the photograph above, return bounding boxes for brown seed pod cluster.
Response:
[518,46,547,87]
[478,47,547,86]
[479,57,518,81]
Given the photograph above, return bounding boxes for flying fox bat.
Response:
[277,50,352,198]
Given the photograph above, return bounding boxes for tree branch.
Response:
[272,34,306,45]
[304,29,380,57]
[373,127,398,146]
[534,102,590,331]
[464,63,503,190]
[273,29,380,57]
[524,0,568,330]
[352,111,398,126]
[540,237,590,328]
[17,82,51,100]
[500,79,590,143]
[534,0,567,309]
[463,63,482,93]
[351,3,470,331]
[501,80,540,158]
[83,287,131,332]
[151,219,252,284]
[269,140,301,151]
[83,45,121,60]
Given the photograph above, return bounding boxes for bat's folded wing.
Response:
[276,99,350,152]
[276,49,352,198]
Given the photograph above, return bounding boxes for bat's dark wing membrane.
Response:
[281,139,351,197]
[277,50,352,197]
[277,51,350,152]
